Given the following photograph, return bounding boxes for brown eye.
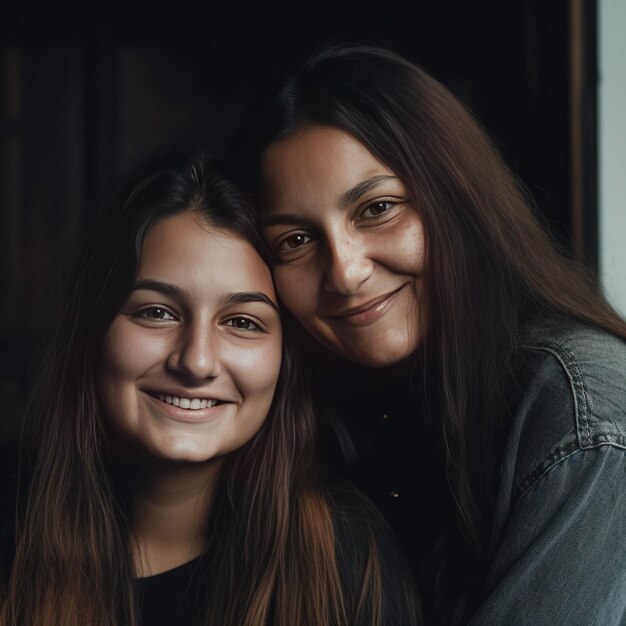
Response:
[224,317,262,332]
[361,201,394,219]
[136,307,176,321]
[280,233,312,251]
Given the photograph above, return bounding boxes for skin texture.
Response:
[100,210,281,465]
[262,125,425,367]
[98,211,282,575]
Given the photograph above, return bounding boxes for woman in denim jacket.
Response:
[246,44,626,624]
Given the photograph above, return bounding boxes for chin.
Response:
[352,350,413,368]
[319,321,420,369]
[144,439,221,465]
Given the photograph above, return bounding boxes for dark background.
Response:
[0,2,597,438]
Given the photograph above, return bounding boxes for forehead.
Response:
[140,211,274,296]
[262,125,394,208]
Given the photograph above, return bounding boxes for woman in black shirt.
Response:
[0,150,419,626]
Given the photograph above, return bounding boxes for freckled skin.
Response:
[262,125,425,367]
[99,211,282,466]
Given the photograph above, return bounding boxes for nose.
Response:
[322,236,374,294]
[167,322,220,381]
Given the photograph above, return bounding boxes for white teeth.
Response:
[155,393,219,410]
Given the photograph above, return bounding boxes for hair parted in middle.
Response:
[3,149,419,626]
[245,42,626,619]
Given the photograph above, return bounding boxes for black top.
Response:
[135,554,208,626]
[0,448,418,626]
[310,350,459,623]
[134,483,417,626]
[316,359,450,569]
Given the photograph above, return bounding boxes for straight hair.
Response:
[247,43,626,619]
[1,150,417,625]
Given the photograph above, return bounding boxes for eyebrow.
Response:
[132,280,277,311]
[338,175,398,207]
[133,279,188,300]
[261,175,399,227]
[221,292,278,311]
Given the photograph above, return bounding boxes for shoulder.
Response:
[519,321,626,449]
[505,322,626,501]
[479,325,626,623]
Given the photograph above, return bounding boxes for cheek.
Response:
[100,319,170,385]
[228,339,282,402]
[380,221,425,275]
[401,220,426,272]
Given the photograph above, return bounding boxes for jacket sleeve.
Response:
[469,445,626,625]
[470,328,626,625]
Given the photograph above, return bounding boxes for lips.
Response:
[144,389,233,422]
[156,393,220,410]
[327,285,406,326]
[146,390,230,411]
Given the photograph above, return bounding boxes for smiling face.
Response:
[261,125,425,367]
[99,210,282,466]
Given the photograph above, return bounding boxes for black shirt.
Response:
[310,350,458,623]
[134,483,417,625]
[316,358,449,571]
[135,555,208,626]
[0,448,418,625]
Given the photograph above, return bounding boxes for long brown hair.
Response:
[1,150,416,625]
[246,43,626,619]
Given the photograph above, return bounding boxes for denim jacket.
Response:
[469,323,626,625]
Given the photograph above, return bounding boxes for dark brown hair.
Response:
[249,43,626,619]
[1,150,417,625]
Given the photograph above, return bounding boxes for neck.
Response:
[130,458,223,578]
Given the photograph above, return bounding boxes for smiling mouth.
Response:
[328,285,406,326]
[147,391,225,411]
